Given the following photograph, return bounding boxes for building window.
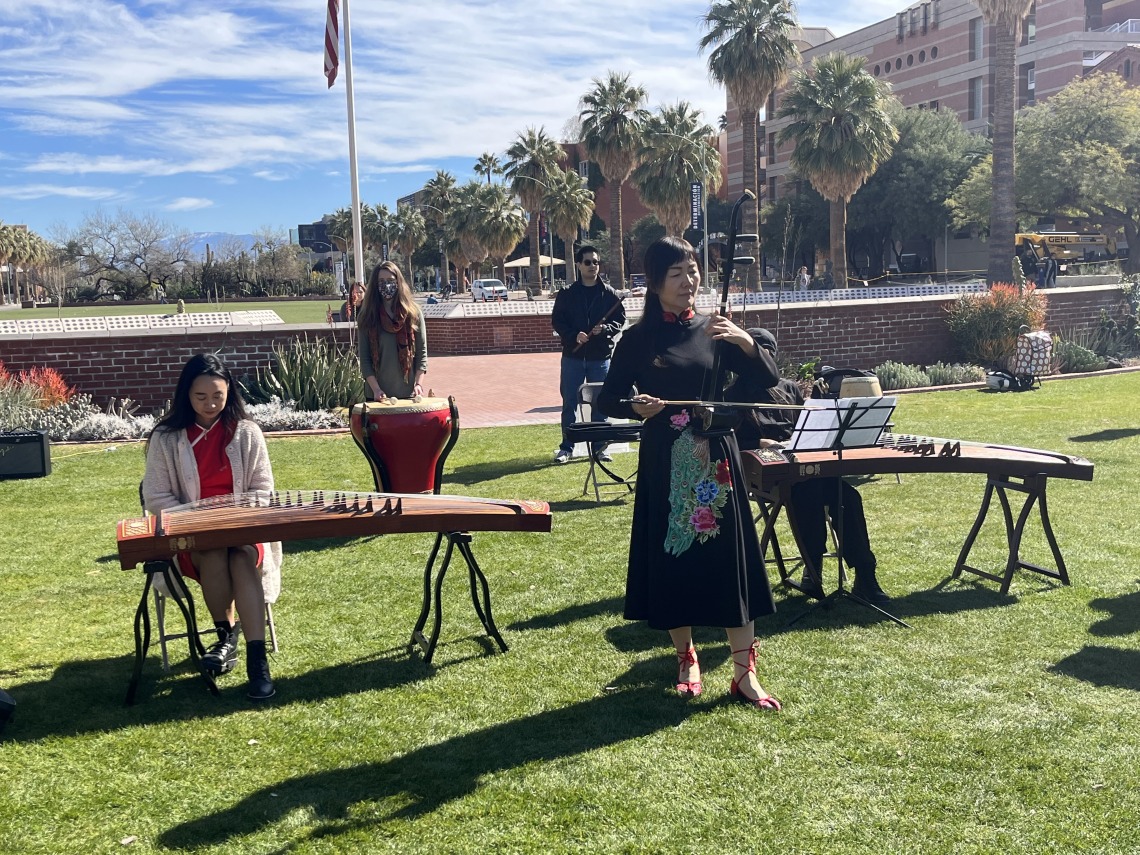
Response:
[1126,59,1133,78]
[1022,7,1036,45]
[919,49,926,62]
[968,76,983,120]
[929,99,939,110]
[907,53,914,66]
[768,132,776,163]
[897,13,905,41]
[874,64,881,75]
[969,17,984,62]
[1027,67,1035,91]
[896,58,903,70]
[768,177,778,203]
[922,3,930,34]
[766,92,775,116]
[932,0,940,28]
[931,45,938,59]
[910,8,919,36]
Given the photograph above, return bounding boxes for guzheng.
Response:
[742,433,1094,488]
[117,490,551,570]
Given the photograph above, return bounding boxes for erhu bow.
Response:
[697,189,759,428]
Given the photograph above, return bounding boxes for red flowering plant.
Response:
[17,366,75,408]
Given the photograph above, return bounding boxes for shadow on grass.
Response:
[1,644,445,744]
[547,497,631,513]
[505,596,624,632]
[1069,427,1140,443]
[764,578,1017,634]
[442,457,550,487]
[158,657,700,851]
[1087,585,1140,637]
[1049,645,1140,691]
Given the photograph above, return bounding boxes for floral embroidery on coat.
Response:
[664,420,732,556]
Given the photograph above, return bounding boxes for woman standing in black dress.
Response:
[598,237,782,710]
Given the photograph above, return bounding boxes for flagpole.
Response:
[341,0,365,289]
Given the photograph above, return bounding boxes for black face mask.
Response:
[378,282,398,299]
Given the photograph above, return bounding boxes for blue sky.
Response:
[0,0,898,241]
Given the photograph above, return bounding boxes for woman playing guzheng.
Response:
[597,237,783,710]
[357,260,427,401]
[142,353,282,701]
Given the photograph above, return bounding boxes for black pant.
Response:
[789,478,875,576]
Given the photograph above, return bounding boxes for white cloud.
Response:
[164,197,214,212]
[0,183,123,201]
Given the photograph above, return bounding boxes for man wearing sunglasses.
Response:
[551,245,626,464]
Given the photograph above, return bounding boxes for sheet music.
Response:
[787,397,898,451]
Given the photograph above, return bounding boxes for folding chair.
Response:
[567,382,641,503]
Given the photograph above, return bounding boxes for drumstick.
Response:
[572,295,627,353]
[619,398,808,411]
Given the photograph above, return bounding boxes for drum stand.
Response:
[409,531,508,664]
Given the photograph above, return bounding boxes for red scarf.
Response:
[370,305,415,382]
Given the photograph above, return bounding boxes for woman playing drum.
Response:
[597,237,783,710]
[358,261,427,401]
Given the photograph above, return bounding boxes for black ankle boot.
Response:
[245,640,275,700]
[799,562,826,600]
[201,624,239,676]
[851,566,890,606]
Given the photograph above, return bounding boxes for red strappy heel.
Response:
[729,641,781,711]
[675,645,702,698]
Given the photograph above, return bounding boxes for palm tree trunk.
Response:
[528,214,541,288]
[987,26,1019,285]
[609,180,625,287]
[741,109,759,291]
[830,200,848,289]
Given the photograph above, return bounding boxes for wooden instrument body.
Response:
[742,436,1094,490]
[117,490,551,570]
[349,398,456,493]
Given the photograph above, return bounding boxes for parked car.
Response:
[471,279,508,301]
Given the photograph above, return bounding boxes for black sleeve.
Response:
[598,330,641,420]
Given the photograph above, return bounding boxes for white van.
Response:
[471,279,509,301]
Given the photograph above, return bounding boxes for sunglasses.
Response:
[580,259,600,266]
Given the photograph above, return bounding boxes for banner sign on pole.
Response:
[690,181,703,231]
[381,242,389,261]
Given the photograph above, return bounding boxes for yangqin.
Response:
[743,433,1094,595]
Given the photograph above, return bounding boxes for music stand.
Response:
[784,396,911,628]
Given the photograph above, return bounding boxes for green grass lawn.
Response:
[7,299,340,325]
[2,374,1139,854]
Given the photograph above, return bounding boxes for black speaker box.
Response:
[0,430,51,480]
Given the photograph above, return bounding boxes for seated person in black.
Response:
[729,329,890,606]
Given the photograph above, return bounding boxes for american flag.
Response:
[324,0,340,88]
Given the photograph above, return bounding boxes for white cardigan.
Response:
[142,419,282,603]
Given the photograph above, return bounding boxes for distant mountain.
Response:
[185,232,257,260]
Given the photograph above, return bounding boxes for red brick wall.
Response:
[0,286,1125,412]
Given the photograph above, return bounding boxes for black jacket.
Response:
[551,279,626,360]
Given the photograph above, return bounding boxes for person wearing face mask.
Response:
[142,353,282,700]
[597,237,783,711]
[357,261,428,401]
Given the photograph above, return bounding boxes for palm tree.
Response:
[631,103,723,237]
[977,0,1034,285]
[543,169,595,283]
[422,170,457,289]
[504,127,566,288]
[579,71,648,288]
[448,181,488,287]
[472,184,528,282]
[701,0,800,286]
[389,206,427,284]
[0,223,16,304]
[776,51,898,289]
[474,152,502,184]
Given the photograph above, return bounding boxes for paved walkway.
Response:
[423,351,564,429]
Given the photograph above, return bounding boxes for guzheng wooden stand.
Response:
[952,472,1069,594]
[127,560,218,705]
[778,396,911,628]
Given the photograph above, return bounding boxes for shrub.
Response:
[17,394,100,441]
[945,283,1048,368]
[873,361,932,391]
[17,366,75,407]
[925,362,986,386]
[0,381,41,430]
[1053,338,1108,374]
[241,335,365,411]
[66,412,155,442]
[246,398,348,432]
